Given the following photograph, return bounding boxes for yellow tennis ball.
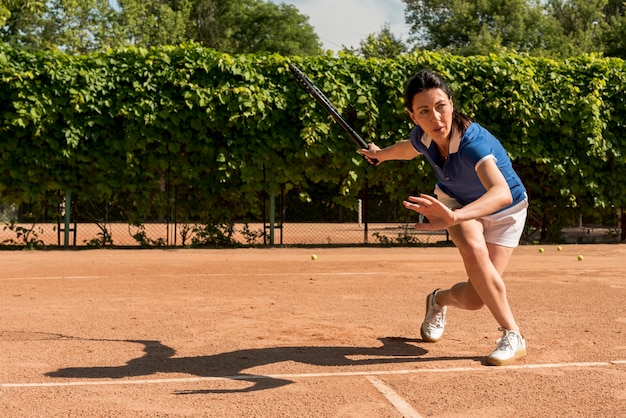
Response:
[311,254,317,260]
[539,248,544,253]
[577,255,584,261]
[557,245,563,251]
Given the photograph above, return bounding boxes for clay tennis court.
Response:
[1,244,625,417]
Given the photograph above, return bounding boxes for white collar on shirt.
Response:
[420,129,462,155]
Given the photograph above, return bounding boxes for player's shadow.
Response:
[45,337,480,394]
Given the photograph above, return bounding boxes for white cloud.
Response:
[270,0,411,51]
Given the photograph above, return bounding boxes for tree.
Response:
[0,0,47,49]
[1,0,322,55]
[402,0,559,55]
[344,23,408,58]
[602,15,626,58]
[225,1,321,55]
[116,0,192,48]
[188,0,321,55]
[42,0,122,54]
[543,0,607,56]
[401,0,619,57]
[1,0,121,53]
[0,3,10,28]
[598,0,626,58]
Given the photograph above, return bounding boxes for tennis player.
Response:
[359,69,528,366]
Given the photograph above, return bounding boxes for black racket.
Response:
[289,64,371,152]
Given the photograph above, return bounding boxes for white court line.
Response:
[1,275,111,281]
[0,272,384,281]
[2,360,623,389]
[366,375,423,418]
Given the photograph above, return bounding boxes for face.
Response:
[408,88,454,142]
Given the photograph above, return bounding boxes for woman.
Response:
[359,69,528,366]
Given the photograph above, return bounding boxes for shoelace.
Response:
[427,303,445,327]
[495,327,515,351]
[431,312,445,327]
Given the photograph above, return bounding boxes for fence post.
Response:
[620,207,626,241]
[363,180,369,244]
[63,191,71,248]
[268,191,275,246]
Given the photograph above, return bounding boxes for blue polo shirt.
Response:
[409,122,526,212]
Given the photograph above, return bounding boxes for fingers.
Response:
[404,193,456,230]
[404,194,433,209]
[402,199,423,214]
[412,222,439,231]
[358,145,381,166]
[406,193,436,204]
[358,151,378,165]
[403,193,441,217]
[357,143,379,153]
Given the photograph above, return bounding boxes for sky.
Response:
[267,0,412,51]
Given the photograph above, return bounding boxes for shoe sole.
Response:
[420,327,440,342]
[486,348,527,366]
[420,292,442,343]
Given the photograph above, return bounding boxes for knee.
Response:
[458,241,490,266]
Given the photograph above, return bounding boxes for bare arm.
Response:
[358,140,419,165]
[452,157,513,222]
[403,158,513,229]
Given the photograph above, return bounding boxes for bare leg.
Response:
[435,219,519,331]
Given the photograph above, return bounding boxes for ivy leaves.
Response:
[0,45,624,233]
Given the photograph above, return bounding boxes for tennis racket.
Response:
[289,64,370,152]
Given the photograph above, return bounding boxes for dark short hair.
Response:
[404,69,472,134]
[403,69,454,112]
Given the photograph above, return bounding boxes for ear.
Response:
[408,110,420,126]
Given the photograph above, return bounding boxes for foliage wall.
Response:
[0,44,625,241]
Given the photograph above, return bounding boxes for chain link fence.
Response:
[0,185,454,248]
[1,186,621,249]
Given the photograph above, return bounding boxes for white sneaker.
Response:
[420,289,447,342]
[487,327,527,366]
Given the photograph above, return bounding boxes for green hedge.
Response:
[1,44,624,241]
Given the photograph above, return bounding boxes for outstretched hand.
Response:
[357,143,381,166]
[403,194,457,231]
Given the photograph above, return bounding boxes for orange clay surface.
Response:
[1,244,625,417]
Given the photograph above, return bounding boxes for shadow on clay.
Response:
[44,336,483,394]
